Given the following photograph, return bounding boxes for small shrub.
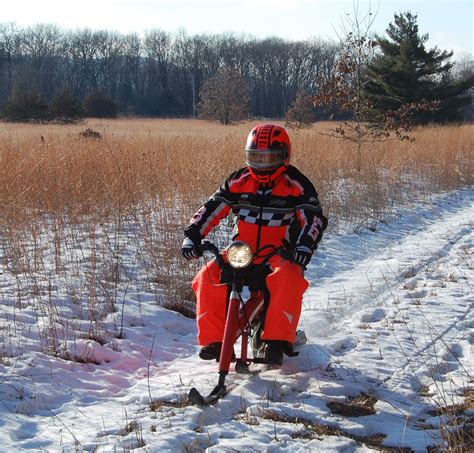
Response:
[83,91,118,118]
[2,92,49,122]
[79,128,102,139]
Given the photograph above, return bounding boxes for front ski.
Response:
[188,384,227,407]
[189,331,308,406]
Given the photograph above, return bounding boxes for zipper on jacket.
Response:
[255,184,270,251]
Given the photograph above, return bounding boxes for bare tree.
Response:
[64,29,103,94]
[19,24,63,99]
[96,31,126,99]
[217,33,252,76]
[285,91,317,129]
[144,30,173,91]
[198,68,250,125]
[120,33,145,111]
[313,1,379,171]
[0,23,22,103]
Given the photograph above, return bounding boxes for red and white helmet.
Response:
[245,124,291,182]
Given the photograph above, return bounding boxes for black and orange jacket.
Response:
[184,165,327,255]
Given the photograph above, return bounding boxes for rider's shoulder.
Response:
[226,167,253,184]
[284,165,315,189]
[285,165,307,179]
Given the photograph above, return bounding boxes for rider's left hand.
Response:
[181,237,202,260]
[293,245,312,268]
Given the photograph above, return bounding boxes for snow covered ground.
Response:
[0,187,472,452]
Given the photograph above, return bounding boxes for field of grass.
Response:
[0,118,472,316]
[2,118,472,223]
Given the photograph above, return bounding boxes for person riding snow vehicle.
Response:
[182,124,327,365]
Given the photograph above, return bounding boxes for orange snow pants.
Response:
[192,255,309,346]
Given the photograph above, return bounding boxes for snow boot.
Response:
[264,340,286,365]
[199,342,222,360]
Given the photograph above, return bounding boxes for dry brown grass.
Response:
[1,119,471,226]
[427,387,474,452]
[0,118,472,324]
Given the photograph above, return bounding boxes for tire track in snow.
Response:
[299,193,472,438]
[371,225,473,389]
[303,189,473,330]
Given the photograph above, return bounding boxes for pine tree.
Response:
[364,11,472,123]
[50,89,84,123]
[83,91,118,118]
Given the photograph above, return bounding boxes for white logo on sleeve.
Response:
[308,217,322,241]
[192,206,207,224]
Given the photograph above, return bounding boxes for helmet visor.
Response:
[245,149,287,170]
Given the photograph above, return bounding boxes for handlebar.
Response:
[200,241,226,268]
[201,241,221,255]
[200,240,293,269]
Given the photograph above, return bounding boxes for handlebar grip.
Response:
[200,240,220,256]
[280,249,293,262]
[200,241,226,268]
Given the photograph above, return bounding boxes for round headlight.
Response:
[226,241,253,269]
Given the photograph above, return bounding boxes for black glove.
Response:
[181,236,202,260]
[293,245,312,268]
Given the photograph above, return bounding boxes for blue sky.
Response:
[3,0,473,59]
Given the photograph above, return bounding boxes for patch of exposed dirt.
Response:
[149,399,192,411]
[327,393,378,417]
[258,408,409,451]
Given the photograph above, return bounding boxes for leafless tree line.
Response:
[0,23,340,118]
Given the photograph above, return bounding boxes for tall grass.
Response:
[0,119,472,330]
[2,119,471,224]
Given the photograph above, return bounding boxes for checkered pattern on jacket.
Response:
[233,205,295,227]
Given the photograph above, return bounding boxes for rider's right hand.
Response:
[181,237,202,260]
[292,245,313,268]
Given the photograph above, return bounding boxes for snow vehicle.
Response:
[188,240,307,406]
